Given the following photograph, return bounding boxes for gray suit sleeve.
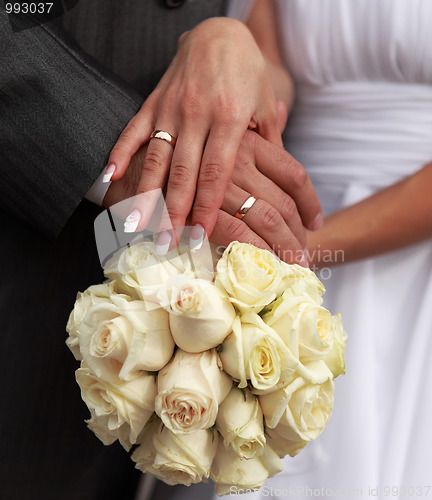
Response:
[0,12,143,238]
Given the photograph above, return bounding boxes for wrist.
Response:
[306,224,346,269]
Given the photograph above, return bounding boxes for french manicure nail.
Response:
[190,224,205,250]
[310,212,324,231]
[299,250,309,268]
[103,163,116,183]
[124,208,141,233]
[155,231,172,256]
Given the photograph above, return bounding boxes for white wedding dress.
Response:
[219,1,432,499]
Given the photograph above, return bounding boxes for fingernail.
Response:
[189,224,205,250]
[310,212,324,231]
[155,231,172,256]
[298,250,309,268]
[124,209,141,233]
[103,164,116,183]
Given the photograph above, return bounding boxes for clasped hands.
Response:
[103,18,322,265]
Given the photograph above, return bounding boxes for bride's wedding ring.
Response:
[235,196,257,220]
[150,130,177,147]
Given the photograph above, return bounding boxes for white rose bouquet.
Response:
[66,240,346,495]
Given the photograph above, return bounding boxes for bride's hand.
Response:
[104,130,322,265]
[105,17,281,242]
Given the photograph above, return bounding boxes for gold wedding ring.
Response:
[235,196,257,220]
[150,130,177,148]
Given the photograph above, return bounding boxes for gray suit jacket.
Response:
[0,2,224,498]
[1,0,225,237]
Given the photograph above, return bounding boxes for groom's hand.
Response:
[211,130,322,265]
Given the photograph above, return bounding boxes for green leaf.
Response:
[208,425,216,443]
[263,416,271,438]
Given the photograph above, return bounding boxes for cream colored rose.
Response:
[280,262,325,305]
[263,293,334,364]
[324,314,347,378]
[211,441,282,496]
[86,414,136,451]
[259,361,334,443]
[66,282,115,360]
[104,240,185,307]
[133,417,218,486]
[220,314,298,394]
[76,364,156,448]
[265,426,307,458]
[167,278,236,353]
[77,293,174,381]
[130,415,162,471]
[216,387,265,459]
[215,242,285,312]
[155,349,232,434]
[155,427,218,486]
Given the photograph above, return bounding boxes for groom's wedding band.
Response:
[150,130,177,148]
[235,196,257,220]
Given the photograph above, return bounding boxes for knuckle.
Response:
[192,203,214,223]
[158,88,177,111]
[144,150,165,173]
[200,162,226,184]
[169,163,194,187]
[120,123,139,142]
[290,165,309,191]
[167,206,186,225]
[180,90,203,120]
[215,97,244,126]
[278,195,297,222]
[267,102,279,124]
[260,204,284,232]
[224,218,249,241]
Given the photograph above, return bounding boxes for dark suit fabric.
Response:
[0,1,225,498]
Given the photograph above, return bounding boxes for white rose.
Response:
[211,442,282,496]
[280,262,325,304]
[154,427,218,486]
[259,361,334,443]
[219,314,298,394]
[216,387,265,459]
[66,282,114,360]
[130,415,161,471]
[76,364,156,447]
[215,242,285,312]
[263,293,334,363]
[167,278,236,353]
[133,417,218,486]
[324,314,348,378]
[77,293,174,381]
[155,349,232,434]
[86,414,136,451]
[104,240,185,308]
[265,426,307,458]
